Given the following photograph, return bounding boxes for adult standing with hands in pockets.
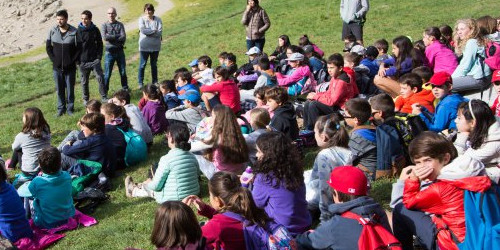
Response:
[138,3,162,89]
[241,0,271,52]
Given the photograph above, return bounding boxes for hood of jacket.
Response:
[328,196,384,217]
[354,64,370,75]
[273,102,296,120]
[439,154,486,180]
[78,22,96,30]
[487,32,500,43]
[441,175,491,192]
[485,117,500,142]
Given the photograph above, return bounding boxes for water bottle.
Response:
[240,166,254,186]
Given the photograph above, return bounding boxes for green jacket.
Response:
[146,148,200,203]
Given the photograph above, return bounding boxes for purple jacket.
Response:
[252,173,311,235]
[141,100,168,135]
[384,57,413,77]
[425,40,458,75]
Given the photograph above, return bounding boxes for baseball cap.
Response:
[245,46,261,55]
[327,166,368,196]
[350,45,366,56]
[428,71,452,86]
[178,90,201,103]
[492,70,500,83]
[285,53,304,61]
[188,59,198,67]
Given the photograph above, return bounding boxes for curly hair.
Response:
[454,19,486,56]
[205,105,248,164]
[254,132,303,190]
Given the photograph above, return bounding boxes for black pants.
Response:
[392,203,437,250]
[9,148,23,169]
[303,101,338,130]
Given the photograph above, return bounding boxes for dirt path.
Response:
[0,0,174,66]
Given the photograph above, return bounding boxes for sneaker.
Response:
[101,97,109,103]
[67,110,74,116]
[124,175,135,198]
[55,111,64,117]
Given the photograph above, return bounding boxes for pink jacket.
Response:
[425,41,458,75]
[276,66,313,87]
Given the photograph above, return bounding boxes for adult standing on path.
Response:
[102,7,129,93]
[46,9,81,117]
[241,0,271,52]
[138,3,162,89]
[78,10,107,104]
[340,0,369,46]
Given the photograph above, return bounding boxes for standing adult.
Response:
[138,3,162,89]
[78,10,106,104]
[46,9,81,116]
[102,7,129,93]
[241,0,271,52]
[340,0,369,46]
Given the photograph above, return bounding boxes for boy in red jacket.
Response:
[393,131,491,250]
[394,73,435,114]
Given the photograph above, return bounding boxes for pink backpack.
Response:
[484,41,500,70]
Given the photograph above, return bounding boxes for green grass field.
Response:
[0,0,497,248]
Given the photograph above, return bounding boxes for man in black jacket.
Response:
[46,9,81,116]
[78,10,106,104]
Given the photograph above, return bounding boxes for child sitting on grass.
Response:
[244,108,270,164]
[392,132,491,250]
[159,80,181,110]
[193,55,215,86]
[101,103,130,170]
[305,114,353,221]
[125,123,199,203]
[344,98,377,181]
[85,99,102,113]
[395,73,435,114]
[141,84,169,135]
[111,90,153,146]
[412,71,467,132]
[296,166,391,249]
[200,67,241,113]
[165,90,204,134]
[265,87,299,140]
[182,171,270,249]
[19,146,75,229]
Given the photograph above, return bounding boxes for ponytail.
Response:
[209,172,269,227]
[166,123,191,151]
[315,113,349,148]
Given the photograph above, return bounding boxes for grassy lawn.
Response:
[0,0,497,248]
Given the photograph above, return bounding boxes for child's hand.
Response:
[306,92,316,100]
[377,66,387,77]
[413,164,434,180]
[399,166,414,180]
[182,195,206,211]
[246,4,251,11]
[411,103,422,115]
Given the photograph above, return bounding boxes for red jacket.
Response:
[491,97,500,117]
[395,89,435,114]
[198,205,246,250]
[200,80,241,113]
[342,67,360,97]
[313,71,356,108]
[403,176,491,250]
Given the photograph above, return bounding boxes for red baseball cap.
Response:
[429,71,453,86]
[492,70,500,83]
[327,166,368,196]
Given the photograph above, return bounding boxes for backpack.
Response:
[484,41,500,70]
[457,182,500,250]
[341,211,402,250]
[116,128,147,167]
[223,212,297,250]
[393,114,428,147]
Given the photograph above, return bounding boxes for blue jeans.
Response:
[392,203,437,250]
[138,51,159,87]
[104,49,128,90]
[53,69,76,113]
[246,38,266,52]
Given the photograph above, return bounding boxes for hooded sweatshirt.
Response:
[339,0,369,24]
[78,22,103,63]
[425,40,458,75]
[276,65,313,87]
[403,176,491,250]
[269,102,299,140]
[296,196,390,249]
[312,71,354,108]
[419,93,468,132]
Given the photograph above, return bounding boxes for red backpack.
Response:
[341,211,402,250]
[484,41,500,70]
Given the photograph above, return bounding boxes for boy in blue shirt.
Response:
[19,146,75,229]
[412,71,467,132]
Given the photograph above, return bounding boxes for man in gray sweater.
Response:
[101,7,128,92]
[340,0,369,46]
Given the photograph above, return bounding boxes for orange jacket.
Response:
[395,89,435,114]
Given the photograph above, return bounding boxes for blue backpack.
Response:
[117,128,147,166]
[457,182,500,249]
[223,212,296,250]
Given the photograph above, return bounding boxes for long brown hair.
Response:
[454,19,486,56]
[205,105,248,164]
[315,113,349,149]
[209,171,269,227]
[22,107,50,139]
[151,201,202,248]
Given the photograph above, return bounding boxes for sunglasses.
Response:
[494,81,500,86]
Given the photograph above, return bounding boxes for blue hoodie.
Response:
[296,196,390,249]
[420,93,467,132]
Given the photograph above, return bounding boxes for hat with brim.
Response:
[285,53,304,61]
[178,90,201,103]
[245,46,261,55]
[188,59,198,67]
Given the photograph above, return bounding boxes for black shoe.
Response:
[67,110,74,116]
[55,111,64,117]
